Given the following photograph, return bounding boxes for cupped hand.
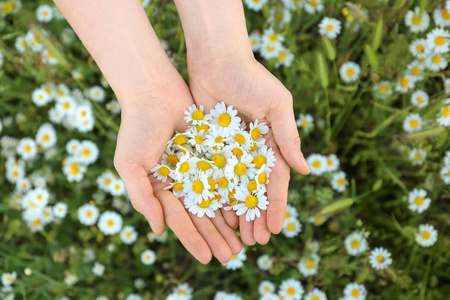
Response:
[113,71,242,263]
[187,55,311,245]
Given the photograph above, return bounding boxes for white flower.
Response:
[343,282,367,300]
[331,171,348,192]
[1,272,17,286]
[32,88,51,106]
[296,114,314,132]
[249,32,262,51]
[409,38,430,58]
[183,172,213,203]
[22,208,45,232]
[78,204,100,226]
[404,7,430,32]
[88,85,106,102]
[426,27,450,54]
[307,240,320,253]
[436,99,450,127]
[92,262,105,276]
[433,8,450,27]
[325,154,340,172]
[98,211,123,235]
[63,157,87,182]
[77,140,99,165]
[53,202,68,218]
[120,226,138,244]
[97,171,116,191]
[409,148,426,166]
[301,0,323,14]
[368,247,392,270]
[184,104,206,125]
[426,53,448,72]
[275,46,295,68]
[339,62,361,83]
[209,102,241,136]
[282,217,302,238]
[411,90,429,108]
[141,249,156,265]
[233,187,268,221]
[109,178,126,196]
[172,283,193,299]
[252,145,276,170]
[222,248,246,270]
[278,278,304,300]
[403,113,422,133]
[36,123,57,149]
[307,154,328,175]
[395,75,415,93]
[258,282,276,297]
[345,232,368,256]
[285,203,299,220]
[184,196,221,218]
[408,188,431,213]
[415,224,438,247]
[244,0,268,11]
[298,254,320,277]
[16,138,37,160]
[257,254,273,271]
[318,17,342,39]
[36,4,53,23]
[303,288,327,300]
[440,165,450,184]
[226,153,256,185]
[83,248,96,262]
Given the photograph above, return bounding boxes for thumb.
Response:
[116,164,166,235]
[269,98,311,175]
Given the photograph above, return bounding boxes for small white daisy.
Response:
[184,104,206,125]
[222,248,246,270]
[415,224,438,247]
[426,27,450,54]
[282,217,302,238]
[258,280,276,295]
[209,102,241,136]
[344,232,368,256]
[436,99,450,127]
[278,278,304,300]
[368,247,392,270]
[331,171,348,192]
[411,90,429,108]
[339,62,361,83]
[318,17,342,39]
[141,249,156,265]
[120,225,138,244]
[97,211,123,235]
[257,254,273,271]
[404,7,430,32]
[184,196,221,218]
[92,262,105,276]
[78,203,99,226]
[409,148,426,166]
[403,113,422,133]
[298,253,320,277]
[303,288,327,300]
[395,75,415,93]
[307,154,328,175]
[233,187,268,221]
[408,188,431,213]
[343,282,367,300]
[296,113,314,132]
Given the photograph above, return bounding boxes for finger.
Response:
[221,207,239,229]
[211,210,243,255]
[254,209,271,245]
[266,151,290,234]
[153,181,212,264]
[239,214,256,246]
[268,97,311,175]
[115,164,165,235]
[188,210,233,264]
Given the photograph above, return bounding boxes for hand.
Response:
[187,55,311,245]
[113,71,242,263]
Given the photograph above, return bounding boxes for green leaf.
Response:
[394,0,408,9]
[364,44,379,70]
[372,19,383,51]
[316,52,329,88]
[419,0,427,15]
[321,36,336,60]
[320,198,354,215]
[372,179,383,191]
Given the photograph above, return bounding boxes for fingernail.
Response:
[300,155,311,174]
[149,220,156,232]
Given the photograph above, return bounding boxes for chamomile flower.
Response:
[77,140,99,165]
[226,153,256,185]
[16,177,31,192]
[257,254,273,271]
[411,90,429,108]
[307,154,327,175]
[409,148,426,165]
[282,217,302,237]
[436,99,450,127]
[433,8,450,27]
[301,0,323,14]
[184,196,221,218]
[260,41,282,60]
[97,170,116,191]
[187,126,208,153]
[185,104,206,125]
[249,120,269,144]
[98,211,123,235]
[415,224,438,247]
[278,278,304,300]
[409,38,430,58]
[343,283,367,300]
[331,171,348,192]
[259,280,276,295]
[244,0,268,11]
[151,164,172,183]
[426,53,448,72]
[427,27,450,54]
[406,60,424,82]
[440,165,450,184]
[304,288,327,300]
[298,253,319,277]
[325,154,340,172]
[56,96,76,116]
[35,123,57,149]
[403,113,422,133]
[262,28,284,47]
[15,36,28,53]
[16,138,37,160]
[172,283,193,299]
[87,85,105,102]
[63,157,86,182]
[139,249,156,265]
[395,75,415,93]
[209,102,241,136]
[285,204,299,220]
[203,126,228,152]
[53,202,68,218]
[22,208,44,232]
[109,178,126,196]
[318,17,342,39]
[42,49,58,65]
[222,248,246,270]
[92,262,105,276]
[307,240,320,253]
[249,32,262,51]
[368,247,392,270]
[296,113,314,132]
[215,169,234,197]
[120,226,138,245]
[275,46,295,68]
[184,172,213,203]
[78,204,100,226]
[339,62,361,83]
[233,187,268,221]
[227,129,252,151]
[408,188,431,213]
[1,272,17,286]
[404,7,430,32]
[36,4,53,23]
[345,232,368,256]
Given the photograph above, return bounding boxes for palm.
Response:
[188,58,308,245]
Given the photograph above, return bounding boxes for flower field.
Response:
[1,0,450,299]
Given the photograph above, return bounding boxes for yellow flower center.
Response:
[351,289,360,297]
[195,135,203,144]
[86,211,92,218]
[301,120,309,127]
[207,178,217,191]
[410,119,419,128]
[351,239,360,248]
[422,231,430,240]
[266,45,275,52]
[218,177,229,188]
[107,220,114,227]
[416,96,423,103]
[179,162,190,173]
[192,110,204,120]
[82,148,91,156]
[248,180,258,192]
[279,51,286,60]
[198,161,211,171]
[126,232,132,238]
[192,181,204,194]
[250,128,261,140]
[444,9,450,20]
[286,223,295,231]
[269,33,277,42]
[305,260,315,269]
[415,196,424,205]
[167,154,178,167]
[32,219,41,226]
[173,182,183,191]
[253,156,267,169]
[435,36,445,46]
[287,287,296,296]
[442,106,450,117]
[416,44,424,52]
[42,134,50,142]
[234,163,247,176]
[346,68,355,76]
[70,163,79,175]
[326,24,334,31]
[174,135,186,145]
[314,216,323,224]
[258,173,267,184]
[158,166,170,177]
[376,255,385,262]
[400,78,409,87]
[432,55,441,64]
[218,113,231,127]
[233,147,244,157]
[212,155,226,168]
[198,198,210,208]
[411,67,421,76]
[312,160,321,168]
[337,178,346,185]
[24,145,32,152]
[215,136,223,143]
[414,152,421,160]
[235,134,246,145]
[250,142,258,151]
[196,124,209,132]
[312,296,320,300]
[245,195,258,208]
[412,15,422,25]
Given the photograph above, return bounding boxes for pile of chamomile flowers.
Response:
[151,102,276,222]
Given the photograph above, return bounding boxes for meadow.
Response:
[0,0,449,299]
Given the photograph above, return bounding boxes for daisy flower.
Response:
[258,280,276,295]
[408,188,431,213]
[22,208,44,232]
[209,102,241,136]
[109,178,126,196]
[151,164,172,183]
[255,166,270,188]
[278,278,304,300]
[433,8,450,27]
[233,187,268,221]
[282,217,302,237]
[227,129,252,151]
[409,148,426,166]
[184,172,213,203]
[285,203,299,220]
[252,145,276,170]
[222,248,246,270]
[403,113,422,133]
[411,90,429,108]
[298,253,320,277]
[1,272,17,286]
[325,154,340,172]
[249,120,269,143]
[406,60,424,82]
[260,41,282,60]
[184,104,206,125]
[244,0,268,11]
[416,224,439,248]
[395,75,415,93]
[343,283,367,300]
[275,46,295,68]
[304,288,327,300]
[16,138,37,160]
[172,283,193,298]
[296,113,314,132]
[249,32,262,51]
[257,254,273,271]
[35,122,57,149]
[53,202,68,218]
[307,154,328,175]
[120,226,138,244]
[184,196,221,218]
[409,38,430,58]
[77,140,99,165]
[426,53,448,72]
[56,96,76,116]
[87,85,105,102]
[97,211,123,235]
[345,232,368,256]
[141,249,156,265]
[440,165,450,184]
[226,153,256,185]
[318,17,342,39]
[262,27,284,47]
[204,126,228,151]
[92,262,105,276]
[307,240,320,253]
[426,27,450,54]
[404,7,430,32]
[36,4,53,23]
[301,0,323,14]
[368,247,392,270]
[174,154,198,180]
[436,99,450,127]
[339,62,361,83]
[331,171,348,192]
[215,169,234,197]
[97,170,116,191]
[187,126,209,153]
